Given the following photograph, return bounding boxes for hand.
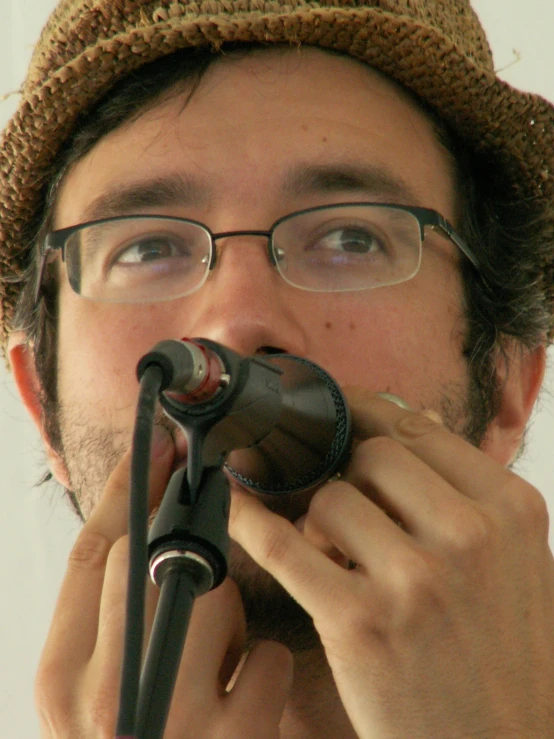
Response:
[230,388,554,738]
[35,427,292,738]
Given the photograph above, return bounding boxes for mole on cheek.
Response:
[322,136,328,143]
[325,321,332,329]
[301,124,308,132]
[349,321,356,330]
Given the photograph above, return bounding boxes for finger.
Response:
[41,427,174,669]
[91,537,162,694]
[171,578,247,702]
[342,437,467,541]
[345,387,512,503]
[295,516,350,568]
[227,640,293,731]
[77,535,131,720]
[230,488,349,623]
[303,479,411,570]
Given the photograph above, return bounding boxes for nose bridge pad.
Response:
[267,236,279,267]
[209,232,277,276]
[207,243,218,271]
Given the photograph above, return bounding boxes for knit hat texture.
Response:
[1,0,553,345]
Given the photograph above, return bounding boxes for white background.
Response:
[1,1,553,736]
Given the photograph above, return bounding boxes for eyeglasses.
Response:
[36,203,479,304]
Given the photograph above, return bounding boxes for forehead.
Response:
[55,47,457,226]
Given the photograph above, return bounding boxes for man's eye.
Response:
[310,225,387,255]
[114,236,184,264]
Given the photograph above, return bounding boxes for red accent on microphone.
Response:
[167,337,223,403]
[188,340,223,401]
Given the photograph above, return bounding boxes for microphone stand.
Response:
[135,464,230,739]
[131,340,284,739]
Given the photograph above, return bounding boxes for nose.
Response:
[184,235,309,357]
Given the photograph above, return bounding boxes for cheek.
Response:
[307,275,466,401]
[56,293,187,424]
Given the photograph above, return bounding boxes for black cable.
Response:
[116,364,164,738]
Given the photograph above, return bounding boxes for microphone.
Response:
[226,353,351,494]
[137,339,352,495]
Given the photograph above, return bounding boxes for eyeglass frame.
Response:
[35,202,480,304]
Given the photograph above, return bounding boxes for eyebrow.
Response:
[80,173,210,222]
[77,162,421,224]
[282,163,422,204]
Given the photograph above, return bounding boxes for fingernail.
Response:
[151,425,173,458]
[376,392,412,410]
[421,409,443,424]
[396,413,441,437]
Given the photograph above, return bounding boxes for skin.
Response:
[9,48,554,737]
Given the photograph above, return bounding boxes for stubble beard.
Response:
[53,376,492,654]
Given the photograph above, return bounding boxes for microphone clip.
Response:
[154,338,284,496]
[147,465,230,593]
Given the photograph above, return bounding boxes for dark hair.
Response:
[12,45,553,511]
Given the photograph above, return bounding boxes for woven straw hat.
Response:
[1,0,554,345]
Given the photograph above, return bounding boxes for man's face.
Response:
[50,48,470,642]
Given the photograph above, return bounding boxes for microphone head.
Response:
[225,355,351,495]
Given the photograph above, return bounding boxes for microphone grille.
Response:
[225,355,351,495]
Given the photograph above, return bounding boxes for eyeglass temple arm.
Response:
[431,215,481,270]
[34,251,50,305]
[34,240,63,305]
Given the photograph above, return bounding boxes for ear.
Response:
[482,341,546,466]
[8,331,71,488]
